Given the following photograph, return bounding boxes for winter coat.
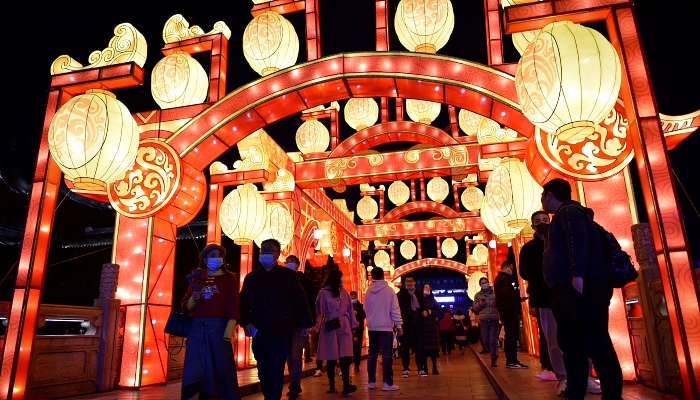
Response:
[472,287,499,322]
[352,300,366,338]
[439,312,455,331]
[494,271,521,311]
[364,280,402,332]
[315,286,358,360]
[453,314,468,340]
[298,271,319,322]
[543,200,608,287]
[518,235,553,308]
[418,294,443,352]
[397,287,423,329]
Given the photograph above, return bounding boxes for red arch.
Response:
[329,121,460,158]
[380,201,460,223]
[392,258,470,278]
[299,219,320,266]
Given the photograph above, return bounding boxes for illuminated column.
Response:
[381,98,389,123]
[207,183,223,244]
[396,98,404,121]
[484,0,503,66]
[306,0,321,60]
[436,237,441,259]
[453,184,460,212]
[236,243,255,369]
[448,106,459,137]
[410,180,417,202]
[378,191,385,218]
[375,0,389,51]
[419,178,426,200]
[417,237,422,259]
[330,109,339,150]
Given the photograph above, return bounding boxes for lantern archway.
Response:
[392,258,487,280]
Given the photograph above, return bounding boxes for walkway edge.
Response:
[468,345,520,400]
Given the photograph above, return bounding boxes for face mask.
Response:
[506,268,513,275]
[285,262,296,271]
[351,299,358,304]
[207,257,223,270]
[535,223,549,234]
[340,278,344,286]
[423,290,430,296]
[481,283,490,290]
[260,254,276,267]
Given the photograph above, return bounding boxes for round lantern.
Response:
[388,181,410,206]
[459,109,482,136]
[344,98,379,131]
[395,0,455,54]
[461,186,484,211]
[466,254,479,266]
[374,250,391,269]
[296,119,330,154]
[357,196,379,220]
[406,99,441,125]
[480,198,521,242]
[243,11,299,76]
[48,89,139,191]
[484,158,542,228]
[441,238,458,258]
[473,244,488,264]
[427,177,449,203]
[220,184,267,245]
[319,220,338,255]
[400,240,416,260]
[515,21,622,142]
[151,51,208,109]
[467,271,486,301]
[512,29,540,56]
[477,117,518,144]
[254,202,294,249]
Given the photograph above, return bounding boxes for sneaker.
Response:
[432,367,439,375]
[418,370,428,377]
[491,359,497,367]
[506,362,529,369]
[368,382,377,390]
[402,370,409,378]
[383,383,400,391]
[587,377,602,394]
[313,369,322,377]
[535,370,558,381]
[556,379,567,397]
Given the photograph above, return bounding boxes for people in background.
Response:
[494,260,529,369]
[239,239,313,400]
[418,283,443,376]
[396,275,424,378]
[349,290,366,373]
[472,277,500,367]
[181,243,240,400]
[439,307,455,355]
[453,308,468,355]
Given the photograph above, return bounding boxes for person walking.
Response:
[240,239,313,400]
[453,309,468,355]
[364,267,402,391]
[439,307,455,355]
[418,283,443,376]
[472,277,500,367]
[396,275,424,378]
[494,260,529,369]
[541,178,623,400]
[315,269,359,395]
[181,244,241,400]
[349,291,366,373]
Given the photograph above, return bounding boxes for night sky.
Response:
[1,1,699,305]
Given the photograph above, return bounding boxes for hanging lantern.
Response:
[220,184,267,245]
[458,109,482,136]
[395,0,455,54]
[473,244,489,264]
[400,240,416,260]
[319,220,338,255]
[344,98,379,131]
[254,202,294,249]
[357,196,379,221]
[477,117,518,144]
[406,99,441,125]
[512,29,540,56]
[515,21,622,142]
[296,119,330,154]
[243,11,299,76]
[461,186,484,211]
[48,89,139,191]
[427,177,449,203]
[151,51,209,109]
[466,254,479,266]
[484,158,542,228]
[374,250,391,269]
[441,238,458,258]
[388,181,410,206]
[480,193,522,242]
[467,271,486,300]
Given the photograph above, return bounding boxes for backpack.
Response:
[591,221,638,288]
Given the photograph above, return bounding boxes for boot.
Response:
[327,369,336,393]
[342,374,357,395]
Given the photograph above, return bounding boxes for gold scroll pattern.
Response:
[162,14,231,43]
[325,151,384,185]
[264,168,295,192]
[404,144,468,176]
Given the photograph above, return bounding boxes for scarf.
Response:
[407,287,420,311]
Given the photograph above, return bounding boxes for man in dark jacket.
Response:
[240,239,314,400]
[494,260,528,369]
[349,290,366,372]
[541,178,622,400]
[396,275,424,378]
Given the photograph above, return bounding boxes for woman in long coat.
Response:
[315,269,359,394]
[418,283,443,376]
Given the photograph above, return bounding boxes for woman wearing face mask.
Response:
[315,269,359,394]
[472,277,500,367]
[417,283,443,376]
[181,243,241,400]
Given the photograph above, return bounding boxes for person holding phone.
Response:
[472,277,500,367]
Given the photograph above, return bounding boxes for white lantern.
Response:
[220,184,267,245]
[345,98,379,131]
[151,51,209,109]
[319,220,338,255]
[400,240,416,260]
[480,193,522,242]
[243,12,299,76]
[374,250,391,269]
[406,99,441,125]
[467,271,486,300]
[48,89,139,191]
[458,109,482,136]
[512,29,540,56]
[515,21,622,142]
[254,202,294,249]
[477,117,518,144]
[427,177,449,203]
[484,158,542,228]
[388,181,410,206]
[296,119,330,154]
[473,244,489,264]
[357,196,379,221]
[441,238,458,258]
[461,186,484,212]
[395,0,455,54]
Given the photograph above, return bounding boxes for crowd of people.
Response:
[176,177,623,400]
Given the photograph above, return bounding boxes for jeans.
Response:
[367,331,394,385]
[252,333,292,400]
[303,333,312,361]
[286,328,307,389]
[499,308,521,364]
[539,307,567,380]
[551,277,622,400]
[536,310,552,370]
[439,330,454,354]
[479,319,499,360]
[399,325,423,372]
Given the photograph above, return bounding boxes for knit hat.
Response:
[199,243,226,261]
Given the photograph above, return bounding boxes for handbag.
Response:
[324,317,341,332]
[164,311,192,338]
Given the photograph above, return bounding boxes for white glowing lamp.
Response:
[458,109,482,136]
[220,184,267,245]
[488,239,497,249]
[468,271,486,300]
[319,220,338,255]
[484,158,542,228]
[515,21,622,142]
[473,244,489,264]
[48,89,139,191]
[344,98,379,131]
[342,248,351,257]
[461,186,484,212]
[314,228,324,240]
[427,177,449,203]
[388,181,410,206]
[151,51,208,109]
[481,197,522,242]
[400,240,416,260]
[406,99,441,125]
[243,12,299,76]
[374,250,391,269]
[254,202,294,249]
[441,238,458,258]
[395,0,454,54]
[296,119,330,154]
[357,196,379,221]
[512,29,540,56]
